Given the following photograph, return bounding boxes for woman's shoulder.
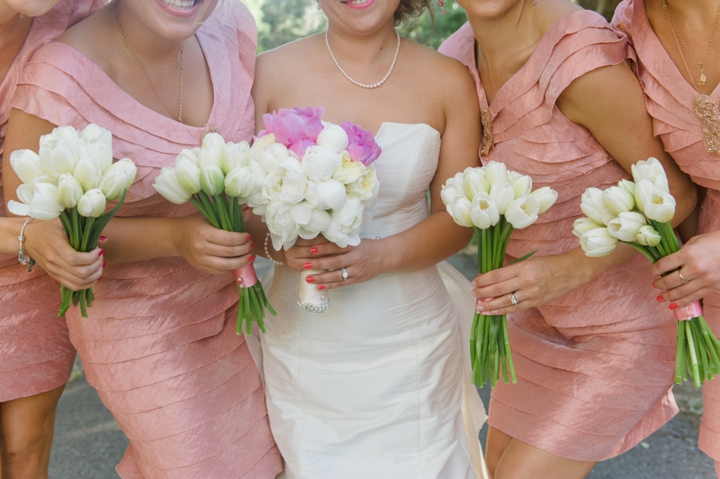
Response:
[405,39,475,91]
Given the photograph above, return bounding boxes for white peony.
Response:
[302,145,342,182]
[316,124,349,153]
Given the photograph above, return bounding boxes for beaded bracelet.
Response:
[264,232,283,266]
[18,219,36,273]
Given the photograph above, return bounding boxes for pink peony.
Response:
[340,121,382,166]
[259,106,325,157]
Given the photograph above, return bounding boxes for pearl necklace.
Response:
[325,29,401,89]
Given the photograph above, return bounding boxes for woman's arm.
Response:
[3,108,254,275]
[473,61,698,315]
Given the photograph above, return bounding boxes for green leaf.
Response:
[506,250,537,266]
[86,189,128,252]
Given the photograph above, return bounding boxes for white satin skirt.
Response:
[252,262,487,479]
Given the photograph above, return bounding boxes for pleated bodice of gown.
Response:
[10,2,282,477]
[260,123,487,479]
[613,0,720,462]
[0,0,102,402]
[439,12,678,461]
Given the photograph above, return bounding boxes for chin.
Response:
[457,0,523,19]
[129,0,221,40]
[8,0,62,17]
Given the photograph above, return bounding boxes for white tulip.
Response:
[86,141,113,175]
[470,192,499,229]
[109,158,137,189]
[39,144,76,177]
[607,211,647,241]
[446,197,474,227]
[153,167,192,204]
[316,124,349,153]
[29,182,65,220]
[505,195,540,229]
[573,217,603,237]
[77,189,107,218]
[509,173,532,199]
[485,161,509,185]
[617,179,636,197]
[10,150,44,184]
[302,145,342,182]
[224,166,257,198]
[201,132,226,151]
[80,123,112,148]
[223,141,251,173]
[199,145,223,170]
[531,186,558,214]
[441,181,465,206]
[16,183,36,206]
[489,182,515,215]
[199,163,225,196]
[463,167,491,198]
[643,190,676,223]
[51,125,81,146]
[602,186,635,215]
[631,157,667,186]
[175,150,202,194]
[636,225,662,247]
[580,228,618,257]
[73,158,102,192]
[580,187,609,225]
[98,170,128,201]
[57,174,84,208]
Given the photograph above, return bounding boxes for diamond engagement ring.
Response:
[678,270,688,285]
[510,292,520,306]
[341,267,349,281]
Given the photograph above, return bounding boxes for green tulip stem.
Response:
[196,192,220,229]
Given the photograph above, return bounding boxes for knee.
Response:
[485,451,499,479]
[2,430,53,479]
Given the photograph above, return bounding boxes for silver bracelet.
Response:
[18,219,36,273]
[264,232,283,266]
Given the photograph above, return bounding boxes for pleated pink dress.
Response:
[10,2,282,478]
[0,0,103,403]
[439,12,679,461]
[614,0,720,468]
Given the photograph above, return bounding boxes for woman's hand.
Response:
[23,219,106,291]
[173,213,254,274]
[651,230,720,308]
[471,249,597,316]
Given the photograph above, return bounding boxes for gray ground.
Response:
[49,255,717,478]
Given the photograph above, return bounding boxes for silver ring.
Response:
[510,292,520,306]
[678,270,688,285]
[341,267,349,281]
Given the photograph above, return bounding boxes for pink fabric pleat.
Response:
[439,11,678,462]
[10,2,282,477]
[0,0,103,403]
[613,0,720,464]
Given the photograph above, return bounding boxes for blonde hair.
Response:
[394,0,434,26]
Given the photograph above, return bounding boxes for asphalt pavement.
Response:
[48,255,717,478]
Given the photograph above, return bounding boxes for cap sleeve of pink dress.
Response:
[10,2,282,478]
[613,0,720,466]
[439,11,679,461]
[0,0,102,403]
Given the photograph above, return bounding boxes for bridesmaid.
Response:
[439,0,697,478]
[613,0,720,475]
[0,0,103,477]
[3,0,281,477]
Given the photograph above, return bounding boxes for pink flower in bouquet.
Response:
[341,121,382,166]
[260,106,325,157]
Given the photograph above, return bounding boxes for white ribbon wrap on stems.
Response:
[297,269,331,313]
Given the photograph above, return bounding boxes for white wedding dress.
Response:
[257,123,488,479]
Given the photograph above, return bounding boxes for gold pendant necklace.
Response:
[114,2,184,123]
[664,0,720,155]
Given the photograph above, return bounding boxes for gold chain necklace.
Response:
[113,3,185,123]
[663,0,720,155]
[663,0,720,87]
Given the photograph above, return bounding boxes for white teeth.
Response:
[161,0,195,9]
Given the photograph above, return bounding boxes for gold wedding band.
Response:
[678,270,687,285]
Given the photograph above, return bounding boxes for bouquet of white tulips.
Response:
[247,107,380,313]
[152,132,275,335]
[575,157,720,387]
[442,162,558,387]
[8,124,136,318]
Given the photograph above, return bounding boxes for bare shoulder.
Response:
[256,34,322,81]
[54,6,111,69]
[404,41,476,99]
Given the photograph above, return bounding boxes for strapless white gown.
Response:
[257,123,487,479]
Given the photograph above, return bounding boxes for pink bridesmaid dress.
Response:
[0,0,103,403]
[614,0,720,470]
[10,2,282,478]
[439,11,679,461]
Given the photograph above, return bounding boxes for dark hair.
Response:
[394,0,434,26]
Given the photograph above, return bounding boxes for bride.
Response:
[250,0,487,477]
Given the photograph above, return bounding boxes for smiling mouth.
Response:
[342,0,374,5]
[160,0,201,10]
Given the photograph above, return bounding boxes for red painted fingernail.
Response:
[248,255,255,263]
[310,247,319,254]
[246,234,252,241]
[317,284,325,290]
[306,276,315,283]
[669,303,678,310]
[100,235,108,241]
[102,262,106,268]
[652,283,657,289]
[99,276,102,280]
[250,242,255,249]
[656,295,664,302]
[98,250,105,257]
[304,262,312,270]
